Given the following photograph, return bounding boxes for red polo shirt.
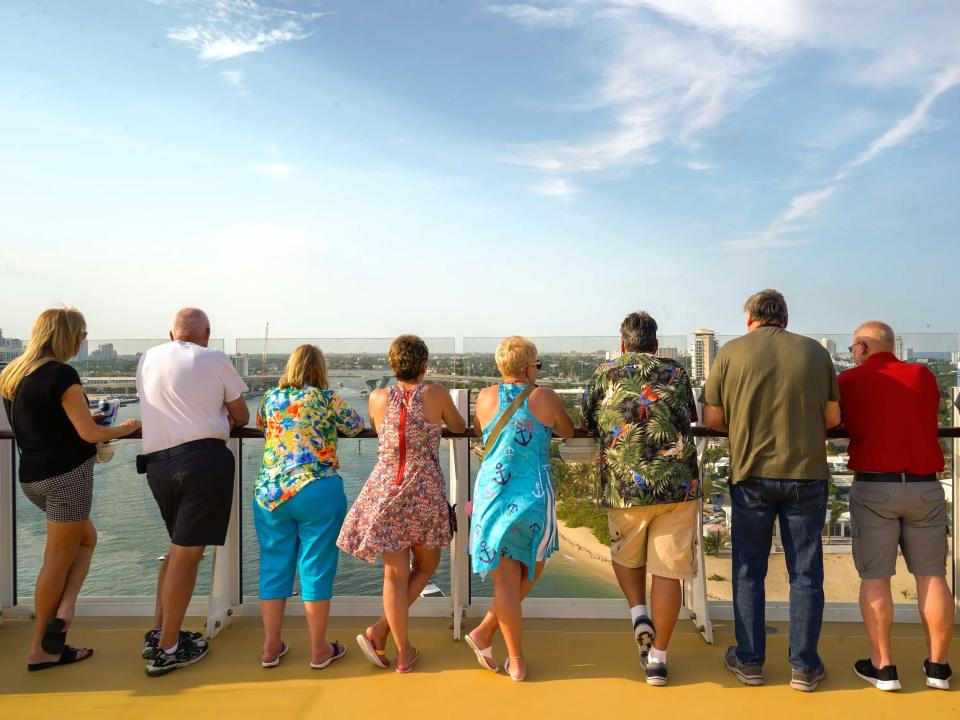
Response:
[839,352,944,474]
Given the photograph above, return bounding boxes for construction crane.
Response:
[262,322,269,373]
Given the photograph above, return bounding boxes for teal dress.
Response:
[471,384,558,580]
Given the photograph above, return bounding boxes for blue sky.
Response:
[1,1,958,344]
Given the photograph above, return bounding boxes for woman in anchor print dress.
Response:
[465,336,574,681]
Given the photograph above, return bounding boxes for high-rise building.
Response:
[894,335,905,361]
[0,329,23,363]
[75,340,89,362]
[91,343,118,362]
[820,338,837,355]
[659,346,681,361]
[692,328,717,384]
[230,353,250,377]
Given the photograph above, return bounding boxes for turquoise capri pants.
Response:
[252,474,347,602]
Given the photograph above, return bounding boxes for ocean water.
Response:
[14,372,619,603]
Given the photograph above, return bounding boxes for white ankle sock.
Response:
[163,642,179,655]
[649,647,667,664]
[630,604,649,625]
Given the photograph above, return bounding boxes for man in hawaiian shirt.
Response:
[583,311,699,686]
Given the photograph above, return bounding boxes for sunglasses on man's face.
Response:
[529,360,543,370]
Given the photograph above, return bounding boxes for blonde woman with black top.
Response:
[0,308,140,671]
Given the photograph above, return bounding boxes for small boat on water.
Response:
[419,582,445,599]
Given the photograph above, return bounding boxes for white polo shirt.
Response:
[137,341,249,454]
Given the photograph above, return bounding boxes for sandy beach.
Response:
[556,518,943,603]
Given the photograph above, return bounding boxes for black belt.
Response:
[137,438,226,472]
[854,472,938,483]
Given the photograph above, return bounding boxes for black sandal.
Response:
[40,618,67,655]
[28,645,94,672]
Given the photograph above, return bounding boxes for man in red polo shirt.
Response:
[840,320,951,692]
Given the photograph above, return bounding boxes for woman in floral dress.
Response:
[338,335,466,673]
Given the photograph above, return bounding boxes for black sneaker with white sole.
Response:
[639,651,668,686]
[854,659,900,691]
[142,628,207,659]
[923,659,952,690]
[633,615,655,655]
[146,637,210,676]
[722,645,764,686]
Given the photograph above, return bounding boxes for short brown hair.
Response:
[744,289,788,328]
[279,344,328,389]
[389,335,429,382]
[495,336,538,377]
[620,312,658,353]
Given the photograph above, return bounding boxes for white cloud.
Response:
[506,16,763,176]
[717,65,960,252]
[249,162,296,176]
[220,68,247,93]
[843,65,960,173]
[163,1,326,62]
[684,160,716,171]
[487,4,576,27]
[491,1,960,198]
[532,177,577,198]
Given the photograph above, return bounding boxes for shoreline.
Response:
[557,518,937,603]
[555,518,617,586]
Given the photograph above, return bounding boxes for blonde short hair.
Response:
[279,344,328,390]
[0,307,86,400]
[495,336,538,378]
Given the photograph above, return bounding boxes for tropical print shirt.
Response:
[256,386,363,510]
[582,353,700,508]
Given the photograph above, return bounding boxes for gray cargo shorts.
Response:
[849,479,948,579]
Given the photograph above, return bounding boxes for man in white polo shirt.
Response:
[136,308,249,676]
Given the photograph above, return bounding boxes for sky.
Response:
[1,0,959,347]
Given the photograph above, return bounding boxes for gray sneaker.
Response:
[722,646,764,686]
[791,665,827,692]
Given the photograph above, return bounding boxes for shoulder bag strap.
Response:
[481,384,535,461]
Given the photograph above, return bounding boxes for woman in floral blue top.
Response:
[253,344,362,669]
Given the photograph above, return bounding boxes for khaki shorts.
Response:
[850,480,948,579]
[607,501,699,580]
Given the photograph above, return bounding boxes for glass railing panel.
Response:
[233,337,458,389]
[14,400,211,599]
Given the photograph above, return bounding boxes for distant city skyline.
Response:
[1,2,958,341]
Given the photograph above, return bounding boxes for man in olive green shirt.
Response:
[703,289,840,693]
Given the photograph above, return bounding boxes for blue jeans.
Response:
[731,477,827,672]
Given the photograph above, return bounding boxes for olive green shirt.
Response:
[703,326,839,483]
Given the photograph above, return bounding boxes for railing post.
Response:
[449,389,470,640]
[685,433,713,644]
[206,437,242,638]
[953,387,958,616]
[0,432,15,617]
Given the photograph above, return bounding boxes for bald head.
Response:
[854,320,895,352]
[171,308,211,346]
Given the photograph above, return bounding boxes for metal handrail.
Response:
[1,427,959,440]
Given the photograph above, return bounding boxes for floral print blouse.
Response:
[582,353,700,508]
[256,386,363,510]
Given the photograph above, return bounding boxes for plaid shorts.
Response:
[21,458,95,523]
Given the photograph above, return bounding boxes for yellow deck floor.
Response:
[0,615,956,719]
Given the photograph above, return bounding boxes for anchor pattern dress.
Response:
[337,384,453,562]
[471,383,557,580]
